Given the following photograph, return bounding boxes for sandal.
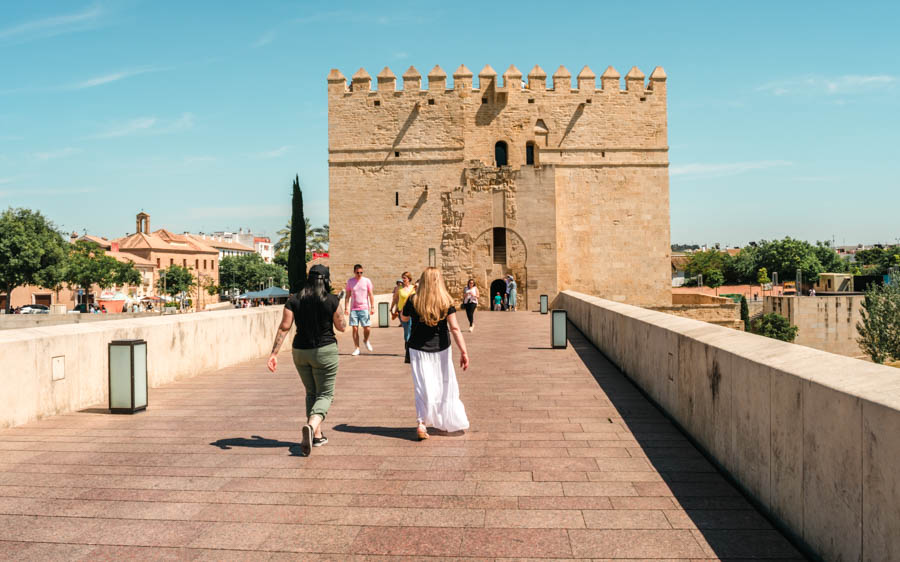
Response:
[416,424,429,440]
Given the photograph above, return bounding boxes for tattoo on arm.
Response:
[271,329,287,354]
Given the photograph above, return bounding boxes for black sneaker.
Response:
[312,434,328,447]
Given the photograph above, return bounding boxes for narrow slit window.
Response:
[526,142,535,166]
[492,228,507,264]
[395,151,400,157]
[395,192,399,206]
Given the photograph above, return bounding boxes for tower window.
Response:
[526,142,536,166]
[528,98,534,104]
[428,98,435,105]
[395,192,399,206]
[395,151,400,157]
[374,100,381,106]
[494,141,508,167]
[492,227,507,264]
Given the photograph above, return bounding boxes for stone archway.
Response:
[462,227,528,310]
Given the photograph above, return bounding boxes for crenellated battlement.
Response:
[327,64,666,95]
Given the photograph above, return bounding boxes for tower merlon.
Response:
[377,67,396,92]
[553,65,571,91]
[428,65,447,91]
[648,66,667,95]
[351,68,371,93]
[478,64,497,90]
[453,64,473,90]
[503,64,523,90]
[577,65,596,91]
[327,68,347,93]
[527,65,547,91]
[601,66,620,91]
[403,66,422,91]
[625,66,645,93]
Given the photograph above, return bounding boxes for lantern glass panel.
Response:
[378,302,389,327]
[109,345,132,409]
[551,310,567,348]
[540,295,548,314]
[133,343,147,408]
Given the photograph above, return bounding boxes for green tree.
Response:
[814,241,848,274]
[273,251,289,269]
[219,253,288,294]
[856,280,900,364]
[684,249,730,282]
[705,269,724,294]
[275,219,291,253]
[757,267,770,285]
[288,175,307,293]
[740,295,750,331]
[0,208,68,313]
[156,265,196,309]
[64,240,135,302]
[751,312,799,342]
[754,237,824,284]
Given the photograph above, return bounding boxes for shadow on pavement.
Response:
[331,423,419,441]
[567,325,808,561]
[210,435,305,456]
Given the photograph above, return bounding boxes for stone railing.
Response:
[0,307,288,429]
[557,290,899,561]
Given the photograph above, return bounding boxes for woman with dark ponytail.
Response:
[268,265,346,455]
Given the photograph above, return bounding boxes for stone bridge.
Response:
[0,294,897,559]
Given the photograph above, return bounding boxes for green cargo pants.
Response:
[291,343,339,419]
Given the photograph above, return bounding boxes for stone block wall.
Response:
[0,308,288,428]
[558,290,900,561]
[766,295,865,357]
[328,64,670,309]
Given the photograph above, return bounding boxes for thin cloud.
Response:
[671,161,792,178]
[257,146,291,159]
[757,75,897,96]
[252,30,276,48]
[0,4,104,42]
[85,113,194,139]
[0,186,97,197]
[67,66,166,90]
[34,147,82,160]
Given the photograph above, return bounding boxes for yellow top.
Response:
[398,285,415,310]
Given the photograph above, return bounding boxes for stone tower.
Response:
[327,63,671,309]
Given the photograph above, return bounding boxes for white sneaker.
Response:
[365,341,373,352]
[469,326,474,333]
[351,348,360,356]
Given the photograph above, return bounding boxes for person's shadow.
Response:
[210,435,305,456]
[331,423,419,442]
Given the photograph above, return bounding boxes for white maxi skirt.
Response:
[409,347,469,432]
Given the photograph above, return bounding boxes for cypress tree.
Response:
[740,295,750,331]
[288,174,307,293]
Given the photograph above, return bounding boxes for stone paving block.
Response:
[0,311,798,559]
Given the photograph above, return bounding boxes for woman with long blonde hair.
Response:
[399,267,470,439]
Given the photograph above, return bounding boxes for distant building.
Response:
[114,213,220,309]
[671,253,689,287]
[188,233,255,261]
[254,237,274,263]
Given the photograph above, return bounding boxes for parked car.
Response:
[19,304,50,314]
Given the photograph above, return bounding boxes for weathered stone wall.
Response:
[328,64,670,308]
[0,307,288,428]
[766,295,865,357]
[559,290,900,561]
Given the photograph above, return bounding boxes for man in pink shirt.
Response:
[345,263,374,356]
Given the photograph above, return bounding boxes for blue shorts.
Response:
[349,309,371,327]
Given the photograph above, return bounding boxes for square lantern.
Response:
[378,301,390,328]
[540,295,549,314]
[108,339,147,414]
[551,310,568,349]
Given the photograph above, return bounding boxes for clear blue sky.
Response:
[2,1,898,246]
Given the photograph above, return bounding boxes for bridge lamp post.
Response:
[796,269,802,297]
[551,309,567,349]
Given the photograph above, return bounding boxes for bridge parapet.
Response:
[558,290,900,562]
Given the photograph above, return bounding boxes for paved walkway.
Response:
[0,311,805,560]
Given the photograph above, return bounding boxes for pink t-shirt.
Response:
[345,277,373,311]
